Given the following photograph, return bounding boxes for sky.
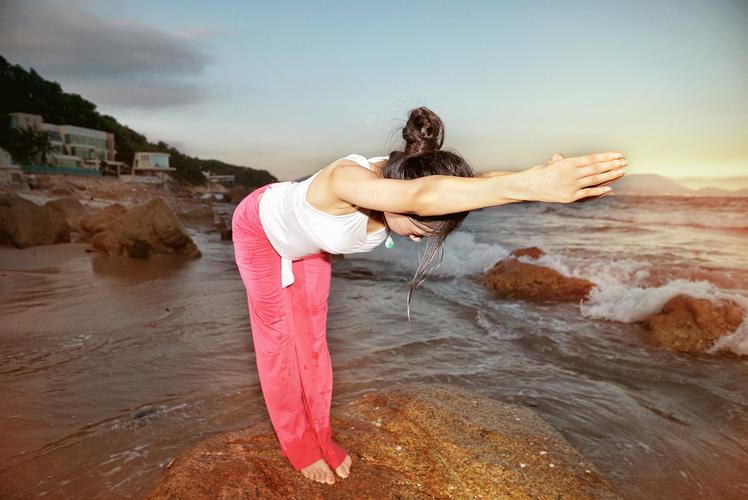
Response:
[1,0,746,183]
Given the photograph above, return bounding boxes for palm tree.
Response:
[0,126,52,164]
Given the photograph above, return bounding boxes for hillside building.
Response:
[7,112,116,169]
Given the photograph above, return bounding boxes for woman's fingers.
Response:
[527,150,626,204]
[574,185,614,201]
[578,160,627,188]
[568,152,624,167]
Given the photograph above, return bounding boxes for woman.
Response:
[231,106,627,485]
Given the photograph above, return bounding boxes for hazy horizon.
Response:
[1,0,746,181]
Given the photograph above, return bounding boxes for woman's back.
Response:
[257,154,389,287]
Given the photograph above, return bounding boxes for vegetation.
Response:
[0,54,276,187]
[0,123,53,164]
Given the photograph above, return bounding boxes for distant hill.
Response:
[612,173,747,197]
[0,54,276,187]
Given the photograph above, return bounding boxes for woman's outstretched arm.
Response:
[475,170,517,178]
[330,151,627,216]
[416,151,627,215]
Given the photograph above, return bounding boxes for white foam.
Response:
[354,231,509,278]
[530,251,748,356]
[708,318,748,356]
[352,230,748,355]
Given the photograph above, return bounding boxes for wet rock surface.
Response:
[86,198,201,259]
[644,294,745,354]
[478,247,746,356]
[476,247,595,303]
[80,203,129,234]
[145,383,619,499]
[45,196,89,228]
[0,192,70,247]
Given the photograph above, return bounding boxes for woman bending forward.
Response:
[231,106,627,484]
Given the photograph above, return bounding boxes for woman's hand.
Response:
[517,151,627,203]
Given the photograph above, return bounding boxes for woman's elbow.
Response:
[410,179,436,216]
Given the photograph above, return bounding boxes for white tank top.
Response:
[258,154,390,288]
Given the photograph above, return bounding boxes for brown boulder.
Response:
[45,197,89,228]
[0,193,70,248]
[145,383,618,499]
[88,198,201,259]
[81,203,129,233]
[511,246,545,260]
[477,253,595,303]
[643,294,744,354]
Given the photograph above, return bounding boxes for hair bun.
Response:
[402,106,445,156]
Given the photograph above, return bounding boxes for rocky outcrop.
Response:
[478,247,745,356]
[45,197,89,228]
[81,203,129,234]
[644,294,745,354]
[84,198,201,259]
[476,247,595,303]
[145,383,619,499]
[0,193,70,248]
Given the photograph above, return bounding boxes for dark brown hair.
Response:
[381,106,475,323]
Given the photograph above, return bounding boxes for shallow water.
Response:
[1,194,747,498]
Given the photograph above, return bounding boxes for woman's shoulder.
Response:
[333,154,389,171]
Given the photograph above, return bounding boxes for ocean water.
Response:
[1,194,746,498]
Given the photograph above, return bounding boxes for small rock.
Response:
[643,294,744,354]
[475,251,595,303]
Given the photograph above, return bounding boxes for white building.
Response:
[133,152,171,169]
[8,112,115,169]
[128,152,175,185]
[201,170,235,186]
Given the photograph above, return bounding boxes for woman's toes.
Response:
[335,454,351,478]
[335,466,347,479]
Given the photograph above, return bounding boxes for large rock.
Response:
[644,294,744,354]
[0,193,70,248]
[86,198,201,259]
[476,247,595,303]
[45,197,89,228]
[145,383,619,499]
[81,203,129,234]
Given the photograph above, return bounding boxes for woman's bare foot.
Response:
[300,458,336,485]
[335,454,352,479]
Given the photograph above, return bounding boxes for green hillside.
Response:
[0,54,276,187]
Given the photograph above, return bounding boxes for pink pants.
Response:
[231,184,348,472]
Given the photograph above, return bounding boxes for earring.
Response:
[385,233,395,249]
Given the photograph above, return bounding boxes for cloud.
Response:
[0,0,214,109]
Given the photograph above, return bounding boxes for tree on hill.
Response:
[0,54,276,187]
